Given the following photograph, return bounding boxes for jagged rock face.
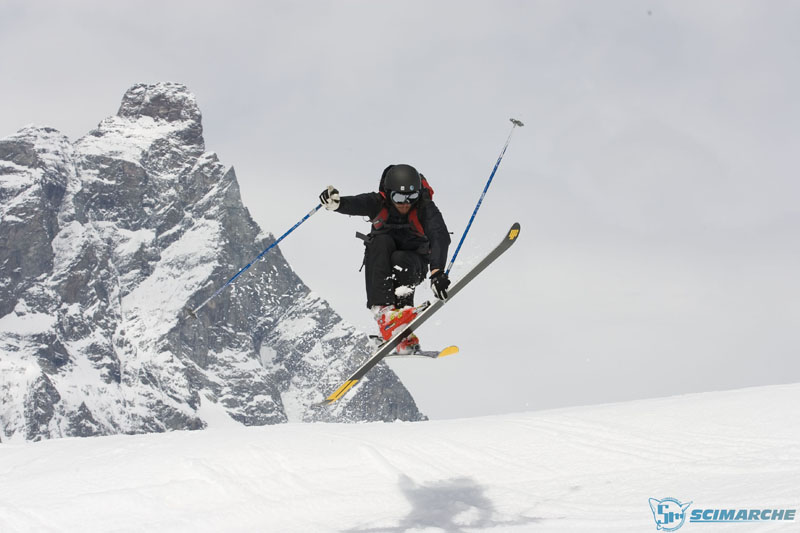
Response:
[0,82,424,442]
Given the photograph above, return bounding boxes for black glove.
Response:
[319,185,340,211]
[430,270,450,300]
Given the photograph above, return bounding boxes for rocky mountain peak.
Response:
[117,82,201,124]
[0,83,424,442]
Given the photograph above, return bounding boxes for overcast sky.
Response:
[2,1,799,419]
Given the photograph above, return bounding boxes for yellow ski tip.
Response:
[437,346,459,358]
[326,379,359,403]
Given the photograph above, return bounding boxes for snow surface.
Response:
[1,383,798,532]
[76,115,190,164]
[0,312,56,336]
[121,216,221,340]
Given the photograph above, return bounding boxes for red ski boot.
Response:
[395,333,421,355]
[372,305,418,342]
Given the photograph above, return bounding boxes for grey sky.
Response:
[2,1,798,418]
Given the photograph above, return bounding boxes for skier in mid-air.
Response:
[319,164,451,354]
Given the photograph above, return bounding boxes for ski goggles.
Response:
[390,190,420,204]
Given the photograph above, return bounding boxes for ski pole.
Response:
[445,118,524,275]
[185,203,323,318]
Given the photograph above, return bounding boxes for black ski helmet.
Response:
[383,164,422,195]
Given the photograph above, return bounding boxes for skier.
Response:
[319,164,451,354]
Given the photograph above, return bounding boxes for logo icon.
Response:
[650,497,692,531]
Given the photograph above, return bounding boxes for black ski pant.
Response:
[364,233,428,309]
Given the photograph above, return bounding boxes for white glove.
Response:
[319,185,340,211]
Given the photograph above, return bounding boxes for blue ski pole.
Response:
[186,203,323,318]
[445,118,524,275]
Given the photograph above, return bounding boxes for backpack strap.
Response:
[371,191,391,231]
[408,208,425,236]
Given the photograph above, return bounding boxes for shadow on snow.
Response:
[345,474,542,532]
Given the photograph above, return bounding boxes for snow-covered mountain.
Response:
[1,383,798,532]
[0,82,423,442]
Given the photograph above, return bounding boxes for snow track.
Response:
[1,383,798,532]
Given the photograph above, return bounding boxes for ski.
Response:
[316,222,520,407]
[368,335,458,359]
[385,345,459,359]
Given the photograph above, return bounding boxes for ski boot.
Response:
[372,306,420,354]
[395,333,421,355]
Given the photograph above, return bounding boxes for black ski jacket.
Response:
[338,193,451,272]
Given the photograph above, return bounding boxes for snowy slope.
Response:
[1,383,798,532]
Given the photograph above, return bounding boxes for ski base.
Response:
[368,335,458,359]
[386,345,459,359]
